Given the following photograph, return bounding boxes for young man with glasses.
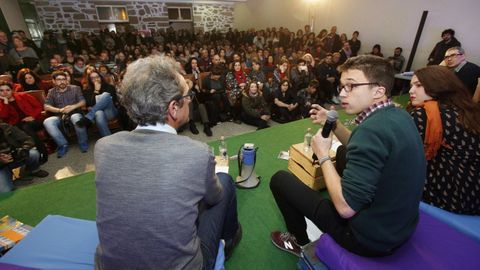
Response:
[43,70,87,157]
[94,55,241,270]
[270,55,426,257]
[442,46,480,97]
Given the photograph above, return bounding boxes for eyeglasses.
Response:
[339,82,379,93]
[444,53,463,60]
[55,78,67,81]
[176,92,195,101]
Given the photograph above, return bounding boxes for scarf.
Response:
[422,100,445,160]
[234,70,245,84]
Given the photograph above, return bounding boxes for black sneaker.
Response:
[30,170,49,178]
[225,223,242,260]
[189,121,199,134]
[76,117,92,128]
[271,231,301,257]
[203,124,213,137]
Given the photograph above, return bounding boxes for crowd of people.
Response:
[0,22,479,268]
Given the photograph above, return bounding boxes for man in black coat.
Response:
[428,29,461,65]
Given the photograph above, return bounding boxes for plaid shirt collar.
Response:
[354,98,393,125]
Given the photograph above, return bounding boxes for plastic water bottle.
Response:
[304,128,313,152]
[219,136,228,160]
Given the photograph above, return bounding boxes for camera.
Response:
[0,148,29,163]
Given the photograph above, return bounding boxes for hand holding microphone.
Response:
[312,110,338,161]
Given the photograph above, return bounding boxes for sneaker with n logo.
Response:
[271,231,301,257]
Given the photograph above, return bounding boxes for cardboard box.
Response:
[288,143,336,190]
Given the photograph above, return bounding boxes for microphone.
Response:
[321,110,339,138]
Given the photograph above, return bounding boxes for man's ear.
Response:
[374,86,387,99]
[167,100,178,120]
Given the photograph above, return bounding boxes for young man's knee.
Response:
[270,170,292,191]
[217,173,235,195]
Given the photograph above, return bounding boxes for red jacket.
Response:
[0,92,43,125]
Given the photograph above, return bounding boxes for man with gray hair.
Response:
[442,46,480,97]
[94,55,241,269]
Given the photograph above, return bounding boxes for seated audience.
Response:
[369,44,383,57]
[0,121,48,193]
[272,58,290,91]
[249,60,270,103]
[43,70,87,157]
[315,54,339,104]
[203,65,232,124]
[272,79,298,123]
[72,56,86,78]
[338,42,352,65]
[290,59,315,95]
[442,47,480,97]
[226,61,249,122]
[9,36,39,71]
[348,31,361,56]
[428,28,461,66]
[184,57,211,136]
[297,79,321,118]
[15,68,52,94]
[76,71,118,138]
[241,81,271,129]
[409,65,480,215]
[0,81,48,163]
[94,55,241,269]
[270,55,426,257]
[387,47,405,73]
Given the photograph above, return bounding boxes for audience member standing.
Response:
[428,29,461,65]
[348,31,361,56]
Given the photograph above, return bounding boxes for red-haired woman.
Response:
[0,80,47,163]
[409,65,480,215]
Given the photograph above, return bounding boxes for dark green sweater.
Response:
[342,105,426,252]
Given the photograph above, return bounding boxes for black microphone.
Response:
[321,110,339,138]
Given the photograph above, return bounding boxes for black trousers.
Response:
[16,120,48,164]
[241,112,269,129]
[270,146,391,257]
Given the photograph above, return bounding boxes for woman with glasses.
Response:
[409,65,480,215]
[272,79,298,123]
[76,71,118,137]
[0,80,48,163]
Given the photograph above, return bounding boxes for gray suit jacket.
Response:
[94,129,222,270]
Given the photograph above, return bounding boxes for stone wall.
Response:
[32,0,235,33]
[193,3,234,32]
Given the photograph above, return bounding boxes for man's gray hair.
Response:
[120,55,183,126]
[447,46,465,55]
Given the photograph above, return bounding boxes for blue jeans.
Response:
[0,149,41,193]
[198,173,239,270]
[43,113,87,147]
[85,92,118,137]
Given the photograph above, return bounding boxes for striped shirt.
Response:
[45,85,85,109]
[354,98,393,125]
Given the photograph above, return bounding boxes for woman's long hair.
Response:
[17,68,41,90]
[414,65,480,134]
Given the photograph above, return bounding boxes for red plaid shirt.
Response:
[354,98,393,125]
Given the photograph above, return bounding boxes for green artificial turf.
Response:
[0,95,411,269]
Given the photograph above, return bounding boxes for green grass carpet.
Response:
[0,95,410,269]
